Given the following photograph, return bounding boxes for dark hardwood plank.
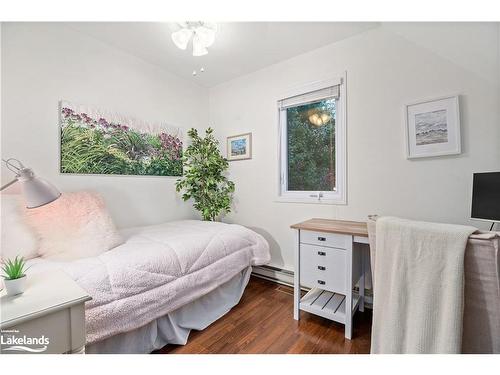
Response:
[154,276,372,354]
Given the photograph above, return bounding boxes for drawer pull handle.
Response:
[317,237,326,241]
[318,266,326,271]
[317,251,326,256]
[317,280,326,285]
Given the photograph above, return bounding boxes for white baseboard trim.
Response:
[251,265,294,287]
[251,265,373,308]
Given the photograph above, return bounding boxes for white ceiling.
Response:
[67,22,379,87]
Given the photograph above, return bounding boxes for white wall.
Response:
[209,24,500,270]
[1,23,208,228]
[2,23,499,270]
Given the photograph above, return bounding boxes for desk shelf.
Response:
[300,288,361,324]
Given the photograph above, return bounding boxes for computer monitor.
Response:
[471,172,500,223]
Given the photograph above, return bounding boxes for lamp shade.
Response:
[17,168,61,208]
[171,28,194,50]
[195,26,216,47]
[192,33,208,56]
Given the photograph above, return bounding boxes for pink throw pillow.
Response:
[25,191,123,260]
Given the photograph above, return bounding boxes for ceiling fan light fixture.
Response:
[308,112,331,127]
[171,28,194,50]
[171,22,217,56]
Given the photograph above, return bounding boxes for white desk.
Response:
[1,270,91,354]
[291,218,369,340]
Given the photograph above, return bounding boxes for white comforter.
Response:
[28,220,270,344]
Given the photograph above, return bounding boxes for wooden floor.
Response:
[154,276,372,354]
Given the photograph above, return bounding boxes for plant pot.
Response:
[3,275,27,296]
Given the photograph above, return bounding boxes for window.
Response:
[278,77,346,203]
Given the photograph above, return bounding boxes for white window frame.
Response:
[277,74,347,205]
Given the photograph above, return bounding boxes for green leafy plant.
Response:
[1,256,29,280]
[176,128,235,221]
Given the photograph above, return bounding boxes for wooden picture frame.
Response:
[227,132,252,161]
[404,95,461,159]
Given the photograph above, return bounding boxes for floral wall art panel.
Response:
[59,101,183,176]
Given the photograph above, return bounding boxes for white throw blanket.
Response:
[28,220,270,344]
[371,217,476,354]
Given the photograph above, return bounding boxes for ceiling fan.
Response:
[171,22,218,56]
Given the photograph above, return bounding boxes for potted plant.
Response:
[176,128,235,221]
[1,256,29,296]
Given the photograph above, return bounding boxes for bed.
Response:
[26,219,270,353]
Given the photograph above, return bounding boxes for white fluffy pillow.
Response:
[1,194,39,261]
[25,191,123,260]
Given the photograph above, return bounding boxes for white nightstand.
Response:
[0,270,91,354]
[291,218,369,340]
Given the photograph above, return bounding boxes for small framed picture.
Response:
[227,133,252,161]
[404,95,461,159]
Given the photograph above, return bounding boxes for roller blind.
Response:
[278,84,340,110]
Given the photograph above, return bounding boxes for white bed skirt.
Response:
[86,267,252,354]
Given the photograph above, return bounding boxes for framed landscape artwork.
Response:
[404,95,461,159]
[227,133,252,161]
[59,100,183,176]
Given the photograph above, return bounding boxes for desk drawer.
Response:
[300,230,351,249]
[300,244,346,293]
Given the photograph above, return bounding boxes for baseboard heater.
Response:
[251,265,373,307]
[252,265,295,287]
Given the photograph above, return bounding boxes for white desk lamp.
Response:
[1,158,61,208]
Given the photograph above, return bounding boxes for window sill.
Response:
[274,196,347,205]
